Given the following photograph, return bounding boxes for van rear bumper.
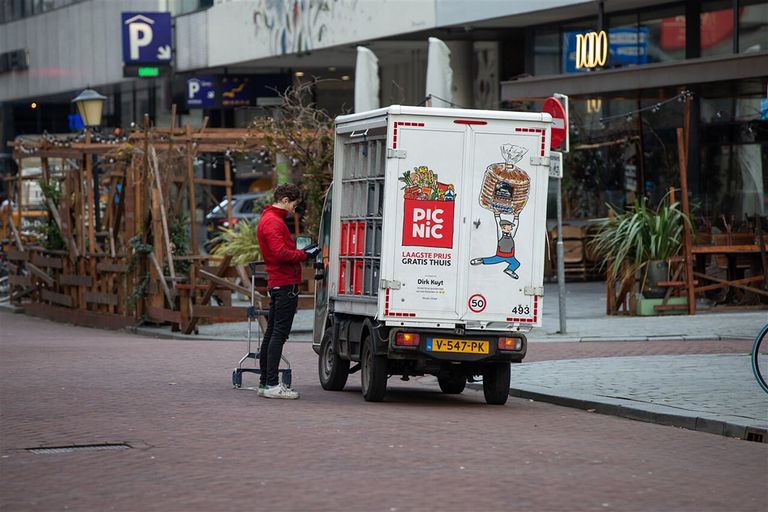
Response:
[387,328,527,364]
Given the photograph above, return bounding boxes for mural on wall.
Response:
[251,0,343,55]
[210,0,434,67]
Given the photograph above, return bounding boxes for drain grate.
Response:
[27,443,131,454]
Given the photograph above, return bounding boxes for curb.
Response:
[0,303,24,314]
[527,335,753,343]
[126,326,314,342]
[480,383,768,442]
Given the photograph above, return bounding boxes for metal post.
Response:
[556,176,567,334]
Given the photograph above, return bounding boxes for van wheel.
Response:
[318,327,349,391]
[361,335,388,402]
[483,363,511,405]
[438,373,466,394]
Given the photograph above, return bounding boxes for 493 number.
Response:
[511,304,530,315]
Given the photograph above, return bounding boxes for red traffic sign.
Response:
[543,97,568,150]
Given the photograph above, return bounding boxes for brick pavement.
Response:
[1,312,767,511]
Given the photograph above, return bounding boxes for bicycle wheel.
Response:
[752,323,768,394]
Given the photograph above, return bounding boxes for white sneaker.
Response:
[263,383,299,400]
[257,384,267,397]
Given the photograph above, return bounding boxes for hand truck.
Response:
[231,262,292,390]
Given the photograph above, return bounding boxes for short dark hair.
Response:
[273,183,302,203]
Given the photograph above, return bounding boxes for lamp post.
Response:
[72,89,106,246]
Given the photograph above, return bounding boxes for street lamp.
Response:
[71,88,106,127]
[72,88,107,240]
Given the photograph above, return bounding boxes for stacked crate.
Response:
[338,134,386,297]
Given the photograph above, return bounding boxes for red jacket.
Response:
[256,205,307,287]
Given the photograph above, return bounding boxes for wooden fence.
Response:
[2,116,314,332]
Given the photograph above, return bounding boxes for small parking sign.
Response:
[186,76,216,108]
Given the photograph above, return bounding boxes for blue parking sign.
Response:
[121,12,172,65]
[187,76,217,108]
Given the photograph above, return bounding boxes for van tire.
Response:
[438,374,466,394]
[483,363,511,405]
[361,335,387,402]
[319,327,349,391]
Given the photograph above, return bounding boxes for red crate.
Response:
[348,223,358,256]
[340,223,348,256]
[356,221,366,256]
[338,260,346,294]
[354,260,364,295]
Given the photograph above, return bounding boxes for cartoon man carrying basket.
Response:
[471,144,530,280]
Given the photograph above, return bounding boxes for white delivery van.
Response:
[312,105,552,404]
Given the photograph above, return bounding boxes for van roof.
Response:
[335,105,552,126]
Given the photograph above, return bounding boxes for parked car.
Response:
[204,192,303,252]
[205,192,267,240]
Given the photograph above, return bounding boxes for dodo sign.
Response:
[575,30,608,69]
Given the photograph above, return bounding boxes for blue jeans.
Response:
[259,285,299,386]
[481,255,520,272]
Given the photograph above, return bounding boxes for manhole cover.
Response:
[27,443,131,454]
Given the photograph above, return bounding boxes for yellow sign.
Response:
[576,31,608,69]
[587,98,602,113]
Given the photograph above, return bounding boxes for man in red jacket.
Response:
[256,184,319,399]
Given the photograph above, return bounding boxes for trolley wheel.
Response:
[361,334,387,402]
[232,370,242,388]
[319,327,350,391]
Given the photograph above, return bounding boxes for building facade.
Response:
[1,0,766,220]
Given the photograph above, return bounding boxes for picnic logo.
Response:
[399,166,456,249]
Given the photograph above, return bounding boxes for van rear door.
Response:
[461,122,549,328]
[381,116,467,323]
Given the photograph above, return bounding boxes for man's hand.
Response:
[303,244,321,260]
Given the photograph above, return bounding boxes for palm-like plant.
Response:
[590,195,691,279]
[211,219,261,264]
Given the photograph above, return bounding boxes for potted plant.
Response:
[590,195,691,299]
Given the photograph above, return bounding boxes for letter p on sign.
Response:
[129,22,153,60]
[188,80,200,99]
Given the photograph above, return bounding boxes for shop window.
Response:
[640,5,687,63]
[533,29,560,76]
[739,0,768,53]
[606,13,648,70]
[701,1,737,57]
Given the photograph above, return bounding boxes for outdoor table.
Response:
[691,244,768,302]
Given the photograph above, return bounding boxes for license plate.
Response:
[426,338,489,354]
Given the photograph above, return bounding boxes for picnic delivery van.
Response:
[311,105,553,404]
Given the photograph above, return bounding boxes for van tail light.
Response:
[219,218,238,228]
[395,333,420,346]
[498,337,522,351]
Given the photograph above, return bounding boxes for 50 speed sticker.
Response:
[468,294,487,313]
